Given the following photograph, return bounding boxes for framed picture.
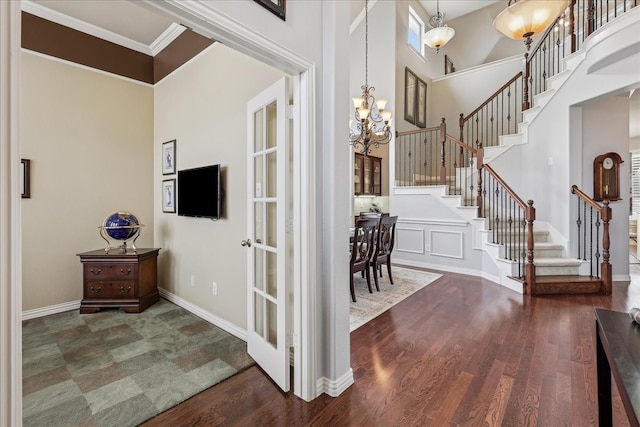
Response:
[162,140,176,175]
[21,159,31,199]
[254,0,286,21]
[445,55,455,75]
[162,179,176,213]
[404,67,417,125]
[416,78,427,128]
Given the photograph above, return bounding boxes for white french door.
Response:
[245,77,290,391]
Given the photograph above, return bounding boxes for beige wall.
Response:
[430,56,523,128]
[21,51,154,311]
[154,43,286,330]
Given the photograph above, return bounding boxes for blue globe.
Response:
[103,212,140,241]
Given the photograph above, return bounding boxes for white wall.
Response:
[579,97,631,276]
[154,43,286,330]
[21,51,154,311]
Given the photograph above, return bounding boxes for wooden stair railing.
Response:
[459,72,523,149]
[396,118,483,207]
[459,0,638,148]
[396,124,539,293]
[482,165,536,294]
[571,185,612,294]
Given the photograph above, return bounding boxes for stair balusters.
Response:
[571,185,612,294]
[395,119,481,207]
[483,165,536,290]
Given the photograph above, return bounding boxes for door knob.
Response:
[241,239,252,247]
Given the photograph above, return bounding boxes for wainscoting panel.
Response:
[430,230,464,259]
[396,227,425,254]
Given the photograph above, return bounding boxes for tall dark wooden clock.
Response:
[593,152,623,201]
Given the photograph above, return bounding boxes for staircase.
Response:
[393,0,638,295]
[484,51,606,295]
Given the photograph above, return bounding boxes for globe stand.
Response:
[99,226,142,253]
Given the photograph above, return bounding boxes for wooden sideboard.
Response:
[77,248,160,314]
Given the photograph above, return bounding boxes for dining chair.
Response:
[355,211,381,225]
[371,215,398,290]
[349,217,378,302]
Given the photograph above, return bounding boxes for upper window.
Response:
[408,6,425,57]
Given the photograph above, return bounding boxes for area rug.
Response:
[22,298,254,427]
[350,266,442,331]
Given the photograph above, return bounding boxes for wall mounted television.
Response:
[178,164,222,220]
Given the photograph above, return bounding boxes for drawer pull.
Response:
[120,269,132,276]
[89,269,102,276]
[120,286,132,294]
[90,286,102,293]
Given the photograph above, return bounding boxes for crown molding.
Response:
[20,0,183,57]
[150,22,186,56]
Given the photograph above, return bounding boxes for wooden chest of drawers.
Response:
[77,248,160,314]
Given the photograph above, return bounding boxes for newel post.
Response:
[569,0,577,53]
[600,200,612,295]
[439,118,446,185]
[476,148,484,218]
[525,200,536,295]
[523,53,531,111]
[587,0,596,37]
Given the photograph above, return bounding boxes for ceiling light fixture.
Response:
[423,0,455,53]
[493,0,570,50]
[349,0,393,156]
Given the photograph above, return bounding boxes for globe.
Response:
[99,211,143,253]
[103,212,140,240]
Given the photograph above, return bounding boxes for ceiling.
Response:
[25,1,506,55]
[418,0,503,21]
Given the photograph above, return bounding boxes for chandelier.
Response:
[493,0,570,50]
[423,0,455,53]
[349,0,392,156]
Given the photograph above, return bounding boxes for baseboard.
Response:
[22,300,81,321]
[158,288,247,342]
[316,368,354,397]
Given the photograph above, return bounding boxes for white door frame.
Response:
[0,1,23,424]
[140,0,318,401]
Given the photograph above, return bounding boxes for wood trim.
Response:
[153,30,214,83]
[22,12,154,84]
[461,72,523,121]
[484,164,528,210]
[21,12,213,85]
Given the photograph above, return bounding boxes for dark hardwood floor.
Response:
[141,265,640,426]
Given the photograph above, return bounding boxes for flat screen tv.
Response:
[178,164,222,219]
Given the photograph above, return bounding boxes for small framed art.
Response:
[21,159,31,199]
[254,0,286,21]
[416,78,427,128]
[404,67,417,125]
[445,55,455,75]
[162,179,176,213]
[162,140,176,175]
